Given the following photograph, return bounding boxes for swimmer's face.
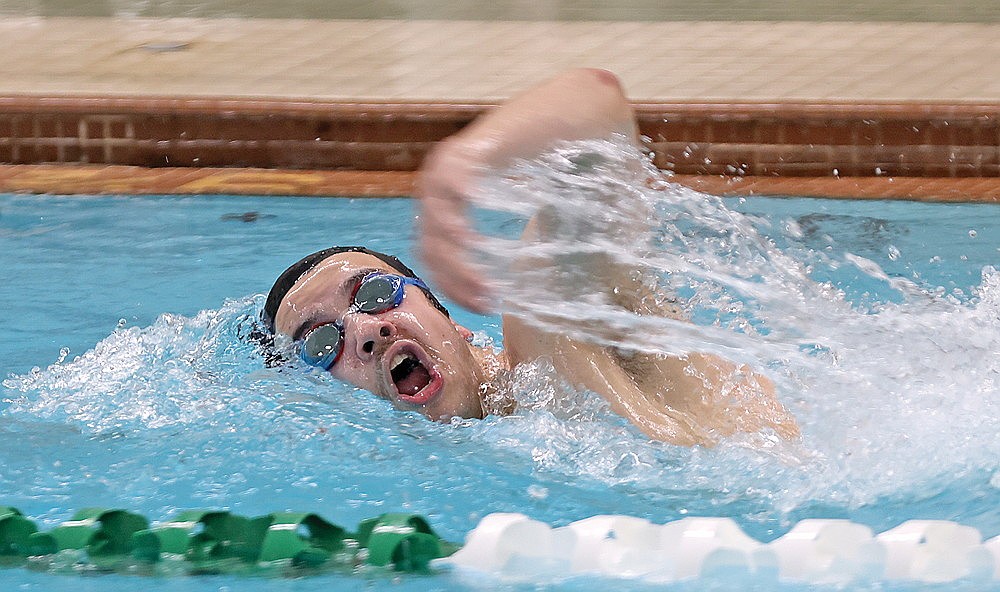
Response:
[274,252,486,421]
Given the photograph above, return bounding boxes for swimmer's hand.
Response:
[416,138,494,313]
[416,68,640,313]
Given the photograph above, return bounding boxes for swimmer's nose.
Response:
[346,315,395,360]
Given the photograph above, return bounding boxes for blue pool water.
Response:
[1,174,999,590]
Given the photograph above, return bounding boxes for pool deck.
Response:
[4,18,999,102]
[1,17,999,199]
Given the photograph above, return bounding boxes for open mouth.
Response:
[384,341,443,405]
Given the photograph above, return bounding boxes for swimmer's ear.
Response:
[454,322,474,342]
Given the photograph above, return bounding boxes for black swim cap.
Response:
[261,246,449,334]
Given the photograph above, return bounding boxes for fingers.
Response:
[420,231,492,314]
[416,137,500,313]
[418,191,494,314]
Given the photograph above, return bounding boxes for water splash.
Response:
[4,298,259,432]
[466,138,1000,515]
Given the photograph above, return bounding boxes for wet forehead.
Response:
[273,252,394,336]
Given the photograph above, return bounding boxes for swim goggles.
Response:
[299,272,430,370]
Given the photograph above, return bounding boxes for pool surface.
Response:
[2,185,999,590]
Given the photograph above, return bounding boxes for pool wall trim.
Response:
[1,95,998,201]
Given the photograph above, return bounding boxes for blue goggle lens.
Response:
[353,274,404,313]
[301,323,343,369]
[298,273,429,370]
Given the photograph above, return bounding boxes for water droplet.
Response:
[887,245,900,261]
[969,229,977,238]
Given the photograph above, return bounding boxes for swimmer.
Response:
[262,69,799,446]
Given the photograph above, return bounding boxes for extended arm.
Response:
[416,68,638,313]
[417,69,799,444]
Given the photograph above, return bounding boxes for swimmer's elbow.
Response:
[563,68,630,106]
[578,68,625,92]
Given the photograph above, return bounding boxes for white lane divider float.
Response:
[877,520,993,582]
[768,519,883,584]
[442,514,1000,584]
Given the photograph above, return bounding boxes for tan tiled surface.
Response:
[3,0,999,22]
[2,18,1000,102]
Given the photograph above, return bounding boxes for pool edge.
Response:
[1,96,997,201]
[4,164,1000,202]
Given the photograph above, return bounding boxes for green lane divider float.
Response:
[0,507,38,557]
[0,506,456,576]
